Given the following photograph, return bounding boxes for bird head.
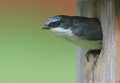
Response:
[41,15,72,37]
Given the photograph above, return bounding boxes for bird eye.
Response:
[49,21,61,27]
[56,21,60,25]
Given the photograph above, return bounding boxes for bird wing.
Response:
[72,22,103,41]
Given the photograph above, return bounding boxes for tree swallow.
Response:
[41,15,103,62]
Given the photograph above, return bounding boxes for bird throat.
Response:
[50,27,73,37]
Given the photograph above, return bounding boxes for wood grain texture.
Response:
[76,0,116,83]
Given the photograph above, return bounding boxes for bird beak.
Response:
[41,25,50,30]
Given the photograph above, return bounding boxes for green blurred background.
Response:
[0,0,76,83]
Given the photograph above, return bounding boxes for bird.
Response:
[41,15,103,62]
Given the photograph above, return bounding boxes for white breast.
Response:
[50,27,102,49]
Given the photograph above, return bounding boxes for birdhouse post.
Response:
[76,0,120,83]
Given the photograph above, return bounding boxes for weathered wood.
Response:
[76,47,86,83]
[76,0,116,83]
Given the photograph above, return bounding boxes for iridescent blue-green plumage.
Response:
[42,15,103,62]
[42,15,102,49]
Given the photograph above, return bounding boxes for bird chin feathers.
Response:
[50,27,73,37]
